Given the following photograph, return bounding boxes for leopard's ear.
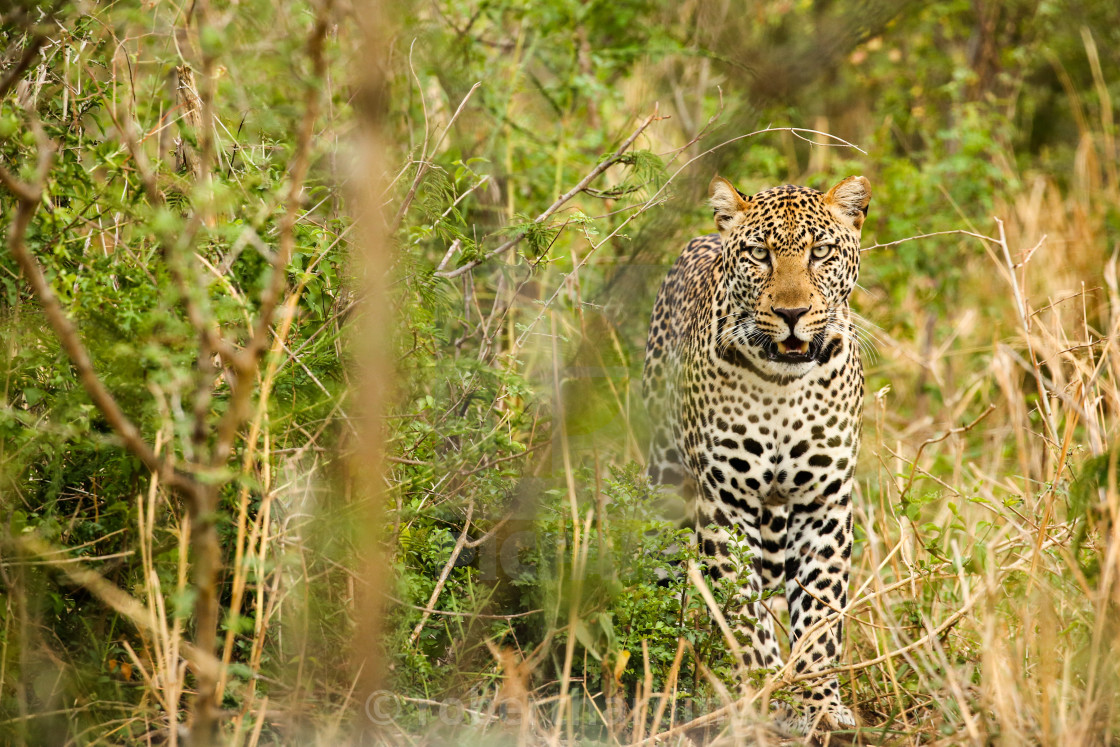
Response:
[708,175,749,231]
[825,176,871,231]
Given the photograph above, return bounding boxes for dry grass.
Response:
[361,96,1120,747]
[363,196,1120,747]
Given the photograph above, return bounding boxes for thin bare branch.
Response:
[435,106,663,279]
[390,81,482,235]
[407,501,475,647]
[6,533,221,683]
[899,404,996,501]
[861,228,1001,253]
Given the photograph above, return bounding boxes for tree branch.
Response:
[7,532,221,683]
[1,119,189,494]
[209,0,335,469]
[106,79,236,467]
[434,106,663,279]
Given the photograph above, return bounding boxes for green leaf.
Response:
[573,619,601,661]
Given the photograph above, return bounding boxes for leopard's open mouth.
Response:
[767,335,817,363]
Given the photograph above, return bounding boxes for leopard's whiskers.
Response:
[713,311,760,356]
[847,311,887,359]
[826,319,879,364]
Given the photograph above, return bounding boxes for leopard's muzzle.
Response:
[765,334,823,364]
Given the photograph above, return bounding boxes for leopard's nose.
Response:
[773,306,809,333]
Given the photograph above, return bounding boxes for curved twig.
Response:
[435,106,663,279]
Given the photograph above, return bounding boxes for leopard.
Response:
[642,173,871,734]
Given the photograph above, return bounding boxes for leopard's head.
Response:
[708,174,870,375]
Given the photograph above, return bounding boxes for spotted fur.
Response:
[643,175,871,734]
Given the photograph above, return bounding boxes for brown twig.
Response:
[861,228,1001,253]
[994,217,1057,440]
[5,532,221,683]
[407,501,475,647]
[394,597,541,620]
[104,68,236,469]
[899,404,996,502]
[785,597,976,686]
[434,106,663,279]
[390,80,482,235]
[506,124,865,353]
[185,5,336,741]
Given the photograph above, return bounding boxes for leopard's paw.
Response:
[776,701,855,735]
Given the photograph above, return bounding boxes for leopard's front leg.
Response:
[782,492,855,733]
[695,504,783,687]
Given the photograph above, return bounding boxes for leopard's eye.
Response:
[746,245,769,263]
[811,243,835,260]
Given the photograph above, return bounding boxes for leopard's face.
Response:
[708,176,871,377]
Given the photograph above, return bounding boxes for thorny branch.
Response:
[192,2,335,741]
[5,532,221,682]
[501,126,866,351]
[861,228,1001,253]
[407,501,476,647]
[106,61,236,466]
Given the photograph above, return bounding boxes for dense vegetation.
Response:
[2,0,1120,744]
